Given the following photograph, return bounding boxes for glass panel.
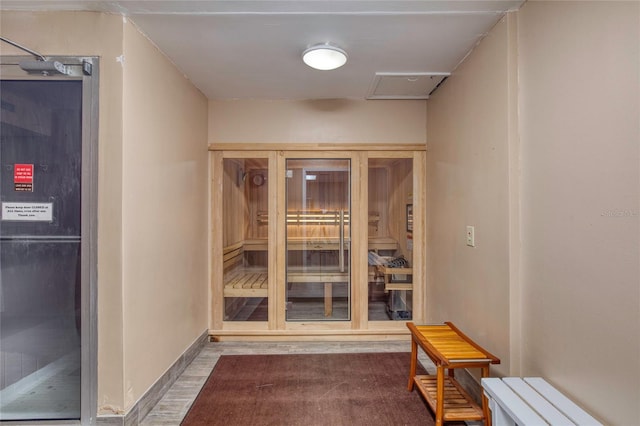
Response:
[367,158,413,321]
[285,159,350,321]
[0,80,82,420]
[222,158,269,321]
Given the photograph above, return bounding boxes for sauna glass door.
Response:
[367,157,414,321]
[222,157,269,322]
[285,159,350,321]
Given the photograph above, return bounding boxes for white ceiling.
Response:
[1,1,525,100]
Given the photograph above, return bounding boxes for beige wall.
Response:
[0,10,127,412]
[5,4,639,424]
[209,99,426,143]
[518,2,639,424]
[426,15,516,377]
[428,1,639,424]
[121,20,209,411]
[0,11,210,416]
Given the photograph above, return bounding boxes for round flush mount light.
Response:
[302,44,348,70]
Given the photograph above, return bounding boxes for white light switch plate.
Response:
[466,226,475,247]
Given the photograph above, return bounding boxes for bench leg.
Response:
[407,338,417,391]
[481,365,491,426]
[324,282,332,316]
[436,365,445,426]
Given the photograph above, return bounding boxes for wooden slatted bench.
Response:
[481,377,603,426]
[224,238,390,316]
[223,242,268,298]
[287,268,349,316]
[223,243,347,317]
[407,322,501,426]
[375,264,413,291]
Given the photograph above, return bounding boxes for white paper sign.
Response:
[2,202,53,222]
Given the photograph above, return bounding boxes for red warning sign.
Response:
[14,164,34,192]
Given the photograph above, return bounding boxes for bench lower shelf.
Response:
[413,375,484,422]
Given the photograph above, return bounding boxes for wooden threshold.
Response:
[209,328,413,342]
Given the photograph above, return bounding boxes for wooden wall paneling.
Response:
[242,163,250,241]
[284,157,350,241]
[220,159,249,323]
[368,165,390,238]
[388,162,400,253]
[222,158,245,247]
[211,151,224,330]
[285,167,303,239]
[247,166,268,239]
[388,158,413,259]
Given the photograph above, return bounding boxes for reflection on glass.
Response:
[367,158,413,321]
[285,159,351,321]
[0,242,81,421]
[222,158,269,321]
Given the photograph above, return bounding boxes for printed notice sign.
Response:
[14,164,34,192]
[2,202,53,222]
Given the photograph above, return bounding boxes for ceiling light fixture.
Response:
[302,43,347,71]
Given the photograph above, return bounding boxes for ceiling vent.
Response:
[366,72,449,100]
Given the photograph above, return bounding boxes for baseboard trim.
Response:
[455,367,483,405]
[96,329,208,426]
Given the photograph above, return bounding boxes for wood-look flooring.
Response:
[140,341,437,425]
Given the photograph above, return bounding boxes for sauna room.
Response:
[210,147,426,335]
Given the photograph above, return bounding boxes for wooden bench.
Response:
[223,243,348,316]
[481,377,603,426]
[375,264,412,291]
[407,322,500,426]
[287,268,349,316]
[223,242,268,298]
[242,237,399,252]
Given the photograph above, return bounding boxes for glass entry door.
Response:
[1,79,83,421]
[0,57,97,423]
[285,159,350,321]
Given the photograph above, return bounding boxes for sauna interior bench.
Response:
[242,236,399,251]
[224,239,395,315]
[223,243,347,315]
[407,322,500,426]
[375,264,413,291]
[223,241,354,297]
[223,236,400,298]
[223,242,268,298]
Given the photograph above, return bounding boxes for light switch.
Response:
[466,226,475,247]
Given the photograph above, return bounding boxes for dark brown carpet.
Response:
[181,352,437,426]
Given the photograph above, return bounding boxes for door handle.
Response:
[339,210,345,272]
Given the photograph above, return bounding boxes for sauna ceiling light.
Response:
[302,44,347,70]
